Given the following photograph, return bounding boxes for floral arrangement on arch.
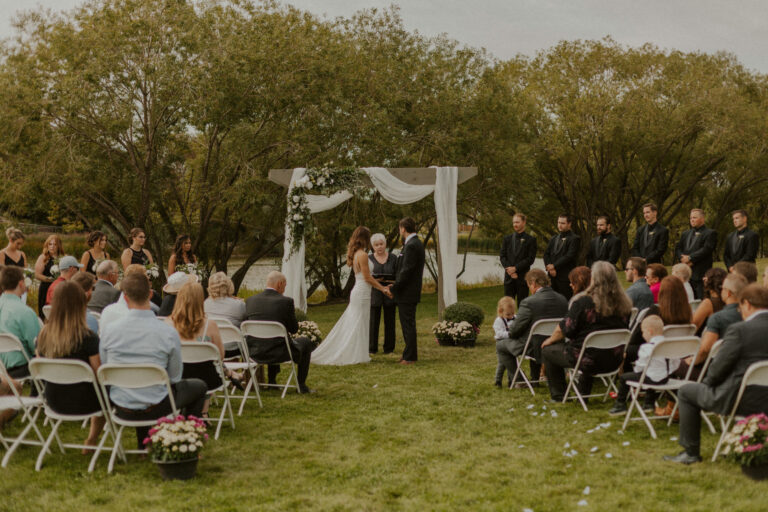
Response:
[177,262,209,281]
[297,320,323,346]
[287,167,366,254]
[144,415,208,462]
[721,413,768,466]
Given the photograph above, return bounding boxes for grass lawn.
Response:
[2,285,765,511]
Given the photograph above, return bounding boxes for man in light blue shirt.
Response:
[0,266,40,378]
[99,272,206,448]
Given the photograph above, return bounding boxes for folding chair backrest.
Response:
[0,333,27,358]
[651,336,700,360]
[698,339,724,382]
[741,361,768,388]
[241,321,289,341]
[29,358,96,385]
[97,364,172,391]
[629,308,639,327]
[529,318,561,338]
[218,324,243,344]
[582,329,631,350]
[90,311,101,320]
[42,305,52,320]
[631,308,650,332]
[180,342,221,365]
[663,324,696,337]
[689,300,702,313]
[210,317,235,329]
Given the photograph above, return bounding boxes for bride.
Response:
[312,226,393,365]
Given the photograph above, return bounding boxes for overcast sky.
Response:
[2,0,766,72]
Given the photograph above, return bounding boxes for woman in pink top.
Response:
[646,263,668,304]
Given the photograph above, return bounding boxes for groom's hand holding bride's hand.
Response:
[383,285,393,299]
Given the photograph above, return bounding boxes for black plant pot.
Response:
[741,464,768,481]
[155,457,199,481]
[436,337,456,347]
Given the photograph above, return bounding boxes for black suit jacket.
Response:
[723,228,758,269]
[631,222,669,264]
[392,236,425,304]
[244,289,299,362]
[586,233,621,267]
[543,230,580,275]
[674,225,718,280]
[499,232,537,284]
[508,286,569,356]
[87,280,121,313]
[703,313,768,415]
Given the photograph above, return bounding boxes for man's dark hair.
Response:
[627,257,647,277]
[642,203,658,212]
[732,209,748,218]
[597,215,611,225]
[0,266,24,292]
[558,214,573,224]
[71,272,96,293]
[739,284,768,309]
[120,273,151,304]
[733,261,758,284]
[399,217,417,234]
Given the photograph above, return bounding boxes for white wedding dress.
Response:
[311,259,372,365]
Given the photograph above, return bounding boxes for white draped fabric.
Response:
[281,166,459,312]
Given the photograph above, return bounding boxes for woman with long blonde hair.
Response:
[312,226,393,365]
[36,281,105,449]
[34,234,65,319]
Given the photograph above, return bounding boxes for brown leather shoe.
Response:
[399,360,415,366]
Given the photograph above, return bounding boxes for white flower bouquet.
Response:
[144,415,208,462]
[431,320,453,344]
[178,262,209,281]
[297,320,323,346]
[145,263,160,280]
[49,259,61,279]
[23,267,36,287]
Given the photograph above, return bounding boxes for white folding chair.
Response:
[241,320,300,399]
[0,333,33,386]
[629,308,639,327]
[28,359,117,472]
[662,324,697,337]
[563,329,631,411]
[210,317,235,329]
[689,300,702,313]
[697,339,724,434]
[42,305,52,320]
[621,336,701,438]
[96,364,179,473]
[180,342,235,439]
[0,358,45,468]
[220,324,262,415]
[711,360,768,461]
[509,318,562,395]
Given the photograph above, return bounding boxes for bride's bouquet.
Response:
[297,320,323,346]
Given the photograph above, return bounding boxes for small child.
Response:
[494,296,516,388]
[671,263,695,302]
[609,315,681,415]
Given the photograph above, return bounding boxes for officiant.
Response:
[369,233,398,354]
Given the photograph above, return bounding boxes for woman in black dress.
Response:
[34,234,65,319]
[167,234,197,274]
[80,231,110,275]
[0,227,27,268]
[369,233,398,354]
[36,281,104,449]
[120,227,154,270]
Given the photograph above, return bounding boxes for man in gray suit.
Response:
[665,284,768,464]
[87,260,121,313]
[496,269,569,387]
[624,257,654,311]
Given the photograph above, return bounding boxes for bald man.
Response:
[244,272,316,393]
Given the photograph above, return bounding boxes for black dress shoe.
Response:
[494,381,502,388]
[663,451,702,464]
[608,403,628,416]
[299,387,317,394]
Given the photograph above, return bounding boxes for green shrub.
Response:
[295,309,308,322]
[443,302,484,327]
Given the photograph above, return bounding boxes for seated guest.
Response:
[203,272,246,327]
[541,262,631,401]
[71,272,101,333]
[0,374,22,430]
[610,315,679,415]
[671,263,695,302]
[646,263,667,304]
[677,273,748,379]
[100,273,207,449]
[692,267,727,334]
[45,255,83,305]
[495,269,569,390]
[0,266,40,379]
[158,272,197,317]
[88,260,121,313]
[568,266,591,307]
[493,296,517,388]
[624,257,654,311]
[36,281,105,449]
[244,271,316,393]
[732,261,758,284]
[100,264,155,334]
[665,284,768,464]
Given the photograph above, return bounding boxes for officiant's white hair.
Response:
[371,233,386,244]
[266,271,286,288]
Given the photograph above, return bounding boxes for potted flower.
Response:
[297,320,323,346]
[144,415,208,480]
[450,320,478,348]
[431,321,454,346]
[720,413,768,480]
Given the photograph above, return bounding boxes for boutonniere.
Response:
[648,232,654,236]
[561,237,566,242]
[739,235,745,239]
[520,239,525,243]
[694,232,701,236]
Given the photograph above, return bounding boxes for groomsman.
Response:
[586,215,621,267]
[543,214,581,300]
[723,209,758,271]
[499,213,537,304]
[675,209,717,299]
[631,203,669,264]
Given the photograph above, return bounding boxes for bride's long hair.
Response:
[346,226,371,267]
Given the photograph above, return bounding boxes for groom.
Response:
[390,217,425,365]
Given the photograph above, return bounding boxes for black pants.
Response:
[370,304,396,354]
[398,302,418,362]
[615,371,665,405]
[7,364,37,397]
[496,339,541,386]
[551,276,573,300]
[542,342,621,401]
[690,279,704,300]
[114,379,207,449]
[503,277,529,306]
[258,337,316,391]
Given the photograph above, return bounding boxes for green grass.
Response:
[1,286,765,511]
